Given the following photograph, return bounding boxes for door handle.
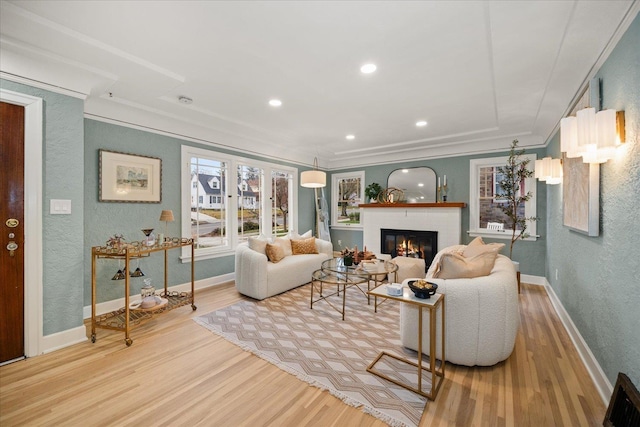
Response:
[7,241,18,257]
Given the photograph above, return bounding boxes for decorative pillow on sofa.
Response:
[291,237,318,255]
[432,251,498,279]
[274,237,293,256]
[288,230,312,239]
[462,236,505,258]
[248,235,270,255]
[265,242,286,263]
[426,244,467,278]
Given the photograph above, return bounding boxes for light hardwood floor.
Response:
[0,282,606,426]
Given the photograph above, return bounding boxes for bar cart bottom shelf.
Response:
[91,291,196,346]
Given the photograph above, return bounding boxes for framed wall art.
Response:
[99,150,162,203]
[562,155,599,236]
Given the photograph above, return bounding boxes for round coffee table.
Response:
[310,265,368,320]
[321,257,399,304]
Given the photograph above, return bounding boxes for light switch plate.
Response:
[50,199,71,215]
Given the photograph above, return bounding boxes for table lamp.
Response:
[159,209,174,243]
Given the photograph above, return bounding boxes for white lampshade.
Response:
[534,158,548,181]
[300,170,326,188]
[576,108,597,158]
[535,157,562,185]
[561,107,623,164]
[546,158,563,185]
[589,108,618,163]
[560,116,580,158]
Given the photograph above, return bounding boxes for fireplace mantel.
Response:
[360,203,465,258]
[359,202,466,208]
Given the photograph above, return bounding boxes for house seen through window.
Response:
[469,155,536,238]
[331,171,364,229]
[182,145,297,260]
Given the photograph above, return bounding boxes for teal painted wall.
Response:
[545,13,640,387]
[0,80,85,336]
[329,148,548,276]
[84,119,316,305]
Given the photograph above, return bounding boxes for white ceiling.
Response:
[1,1,637,170]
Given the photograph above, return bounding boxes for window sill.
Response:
[180,249,235,263]
[330,225,363,231]
[467,230,538,241]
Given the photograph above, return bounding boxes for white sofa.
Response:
[400,253,519,366]
[235,238,333,300]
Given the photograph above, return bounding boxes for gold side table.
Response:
[366,283,445,400]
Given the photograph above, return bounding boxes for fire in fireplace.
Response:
[381,229,438,271]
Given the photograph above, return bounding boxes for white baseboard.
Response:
[32,273,234,357]
[521,274,546,286]
[543,279,613,405]
[83,272,235,319]
[41,326,87,355]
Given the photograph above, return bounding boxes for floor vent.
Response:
[605,373,640,427]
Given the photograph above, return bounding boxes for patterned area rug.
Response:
[194,283,430,427]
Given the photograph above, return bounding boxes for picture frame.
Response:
[99,149,162,203]
[562,154,599,236]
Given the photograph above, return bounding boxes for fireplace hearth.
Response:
[381,228,438,271]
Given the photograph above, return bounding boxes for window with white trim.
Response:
[469,155,537,239]
[331,171,364,229]
[181,145,298,260]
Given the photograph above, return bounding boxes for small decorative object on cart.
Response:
[140,278,162,308]
[141,228,156,247]
[106,234,126,250]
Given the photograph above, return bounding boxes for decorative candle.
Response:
[438,177,441,187]
[444,175,447,186]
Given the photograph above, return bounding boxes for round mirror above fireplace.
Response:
[387,167,437,203]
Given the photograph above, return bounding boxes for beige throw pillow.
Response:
[248,236,269,255]
[432,251,498,279]
[291,237,318,255]
[274,237,293,257]
[426,244,467,278]
[463,236,505,258]
[265,242,285,263]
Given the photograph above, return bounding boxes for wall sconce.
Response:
[535,157,563,185]
[561,108,625,164]
[300,157,326,188]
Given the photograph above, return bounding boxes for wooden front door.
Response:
[0,101,26,364]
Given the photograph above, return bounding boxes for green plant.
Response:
[365,182,382,202]
[495,139,538,258]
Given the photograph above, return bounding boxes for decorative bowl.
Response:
[407,279,438,299]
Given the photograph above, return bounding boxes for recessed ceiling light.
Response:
[402,169,409,173]
[416,120,427,127]
[418,183,424,187]
[178,96,193,105]
[269,99,282,107]
[360,63,377,74]
[346,134,355,140]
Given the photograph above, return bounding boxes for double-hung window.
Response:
[182,145,297,260]
[331,171,364,229]
[469,156,537,239]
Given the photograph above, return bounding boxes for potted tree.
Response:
[365,182,382,203]
[495,139,538,259]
